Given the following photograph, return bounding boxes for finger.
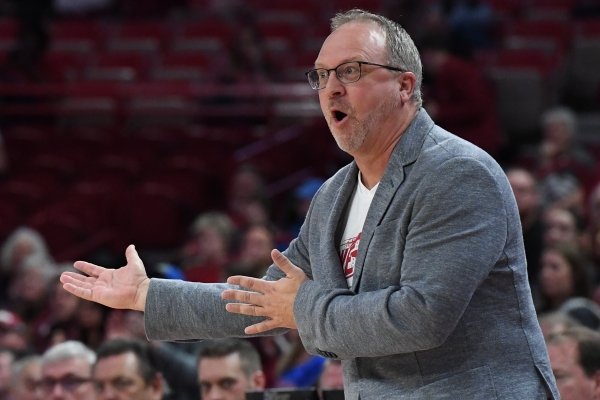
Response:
[244,319,279,335]
[73,260,106,277]
[226,275,269,292]
[62,281,94,301]
[60,271,95,285]
[222,289,264,306]
[271,249,301,277]
[225,303,265,317]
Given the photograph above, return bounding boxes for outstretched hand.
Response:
[222,249,308,335]
[60,245,150,312]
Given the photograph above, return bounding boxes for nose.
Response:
[322,71,345,98]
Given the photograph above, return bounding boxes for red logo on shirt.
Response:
[340,232,360,279]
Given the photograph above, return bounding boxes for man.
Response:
[61,9,559,399]
[197,339,265,400]
[506,167,544,287]
[39,340,96,400]
[9,355,43,400]
[92,338,164,400]
[546,326,600,399]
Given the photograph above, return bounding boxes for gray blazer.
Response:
[145,110,559,399]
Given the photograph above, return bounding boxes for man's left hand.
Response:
[222,249,308,334]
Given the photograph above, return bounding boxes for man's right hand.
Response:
[60,244,150,312]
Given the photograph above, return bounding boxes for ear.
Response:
[398,71,416,103]
[592,370,600,397]
[150,373,165,398]
[250,370,266,390]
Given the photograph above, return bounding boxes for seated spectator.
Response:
[0,347,16,399]
[197,338,265,400]
[528,107,598,216]
[536,244,593,313]
[538,311,581,338]
[180,211,236,283]
[318,359,344,391]
[7,254,55,325]
[40,340,96,400]
[9,355,43,400]
[545,326,600,400]
[0,227,51,305]
[226,223,275,279]
[506,167,544,287]
[560,297,600,331]
[92,339,164,400]
[543,206,584,250]
[274,330,325,389]
[0,309,29,352]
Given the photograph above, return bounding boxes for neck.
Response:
[355,107,418,189]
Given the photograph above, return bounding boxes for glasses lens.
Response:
[337,62,361,84]
[306,70,322,90]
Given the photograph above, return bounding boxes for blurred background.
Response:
[1,0,600,396]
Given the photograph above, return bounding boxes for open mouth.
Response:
[333,110,348,123]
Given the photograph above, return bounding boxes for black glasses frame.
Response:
[305,61,405,90]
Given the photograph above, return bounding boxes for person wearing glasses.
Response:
[92,339,164,400]
[40,340,96,400]
[61,8,559,399]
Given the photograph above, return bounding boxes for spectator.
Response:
[0,310,28,352]
[39,340,96,400]
[534,107,598,215]
[9,355,43,400]
[0,227,51,305]
[197,339,265,400]
[560,297,600,331]
[181,211,236,283]
[0,347,15,399]
[545,326,600,400]
[7,254,55,325]
[274,330,325,389]
[318,359,344,391]
[536,244,593,313]
[538,311,581,338]
[543,206,584,250]
[226,224,275,279]
[92,339,164,400]
[506,167,545,287]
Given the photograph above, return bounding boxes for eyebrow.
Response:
[313,58,360,69]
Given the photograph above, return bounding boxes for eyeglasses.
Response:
[94,377,137,393]
[40,376,91,393]
[305,61,405,90]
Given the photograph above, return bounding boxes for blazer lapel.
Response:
[350,109,434,291]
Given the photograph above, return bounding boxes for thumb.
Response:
[271,249,298,277]
[125,245,144,269]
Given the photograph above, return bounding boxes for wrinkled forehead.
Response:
[315,21,387,68]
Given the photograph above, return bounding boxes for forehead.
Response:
[316,21,387,67]
[42,357,91,377]
[94,353,140,378]
[199,354,244,380]
[548,340,579,366]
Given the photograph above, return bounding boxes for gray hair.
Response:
[541,106,577,135]
[42,340,96,367]
[1,227,50,274]
[11,355,41,380]
[330,9,423,108]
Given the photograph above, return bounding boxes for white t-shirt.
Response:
[339,173,379,287]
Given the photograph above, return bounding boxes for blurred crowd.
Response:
[0,0,599,399]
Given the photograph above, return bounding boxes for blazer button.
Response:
[316,349,338,358]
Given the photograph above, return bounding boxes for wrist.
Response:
[134,278,151,312]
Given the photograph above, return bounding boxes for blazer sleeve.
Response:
[294,156,510,359]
